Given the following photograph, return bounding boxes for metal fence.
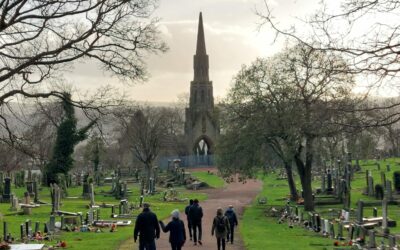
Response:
[157,155,216,169]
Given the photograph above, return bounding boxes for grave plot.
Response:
[243,157,400,249]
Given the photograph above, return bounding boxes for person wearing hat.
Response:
[159,209,186,250]
[224,205,238,244]
[134,203,160,250]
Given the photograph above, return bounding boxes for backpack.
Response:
[216,217,226,233]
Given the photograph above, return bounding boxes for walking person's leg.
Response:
[139,241,145,250]
[187,220,192,240]
[221,238,226,250]
[230,224,235,243]
[217,237,221,250]
[192,223,198,244]
[198,222,202,245]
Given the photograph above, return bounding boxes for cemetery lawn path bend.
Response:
[119,175,262,250]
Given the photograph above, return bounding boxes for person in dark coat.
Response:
[224,205,238,244]
[134,203,160,250]
[188,199,203,245]
[212,208,230,250]
[159,209,187,250]
[184,199,193,241]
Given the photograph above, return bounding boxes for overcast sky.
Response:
[67,0,324,103]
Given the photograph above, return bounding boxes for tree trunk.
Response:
[284,162,298,201]
[300,167,313,211]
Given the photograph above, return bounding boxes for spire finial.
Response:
[196,12,206,55]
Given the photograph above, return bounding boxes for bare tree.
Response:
[0,0,167,144]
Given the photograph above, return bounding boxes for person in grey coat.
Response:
[211,208,230,250]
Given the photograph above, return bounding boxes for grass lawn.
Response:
[190,171,225,188]
[241,158,400,249]
[0,182,207,250]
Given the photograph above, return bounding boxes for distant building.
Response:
[184,12,220,165]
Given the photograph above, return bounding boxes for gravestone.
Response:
[49,215,55,233]
[23,192,32,215]
[389,235,397,248]
[381,171,386,185]
[375,184,384,200]
[368,230,376,248]
[356,200,364,224]
[3,221,7,242]
[89,183,95,207]
[10,195,20,211]
[348,225,354,241]
[50,183,61,214]
[321,173,326,193]
[393,171,400,193]
[337,222,343,239]
[327,170,333,192]
[373,207,378,217]
[382,198,389,235]
[368,175,375,196]
[20,224,24,241]
[385,180,393,201]
[329,222,335,239]
[33,181,39,203]
[2,177,11,202]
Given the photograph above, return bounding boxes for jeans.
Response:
[192,222,202,243]
[217,237,226,250]
[187,219,192,239]
[139,240,156,250]
[170,242,182,250]
[227,224,235,243]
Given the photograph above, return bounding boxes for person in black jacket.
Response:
[134,203,160,250]
[159,209,186,250]
[184,199,193,241]
[224,205,238,244]
[188,199,203,245]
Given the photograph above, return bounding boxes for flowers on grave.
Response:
[0,242,10,250]
[56,241,67,248]
[110,223,117,232]
[334,241,339,246]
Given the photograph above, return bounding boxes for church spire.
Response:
[196,12,206,55]
[193,12,209,82]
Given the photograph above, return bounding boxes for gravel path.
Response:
[119,173,262,250]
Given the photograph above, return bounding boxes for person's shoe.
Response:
[194,242,197,246]
[190,237,193,241]
[198,240,202,245]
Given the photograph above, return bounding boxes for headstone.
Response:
[382,198,389,235]
[25,220,31,238]
[34,222,39,234]
[3,222,7,242]
[337,222,343,239]
[327,170,333,191]
[89,183,95,207]
[139,195,144,207]
[368,230,376,248]
[111,205,115,217]
[348,225,354,240]
[373,207,378,217]
[49,215,55,233]
[385,180,393,201]
[20,224,24,241]
[33,181,39,203]
[356,200,364,224]
[123,181,128,198]
[88,208,94,225]
[23,192,32,215]
[324,219,329,235]
[2,177,11,202]
[388,235,397,248]
[321,173,326,193]
[381,171,386,186]
[329,222,335,239]
[368,176,374,196]
[11,195,20,211]
[60,215,64,230]
[50,183,61,214]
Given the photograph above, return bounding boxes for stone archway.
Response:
[193,135,214,165]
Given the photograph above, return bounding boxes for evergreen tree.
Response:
[45,93,95,185]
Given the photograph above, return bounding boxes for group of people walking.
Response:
[133,200,238,250]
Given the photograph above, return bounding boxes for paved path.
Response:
[158,177,261,250]
[119,176,262,250]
